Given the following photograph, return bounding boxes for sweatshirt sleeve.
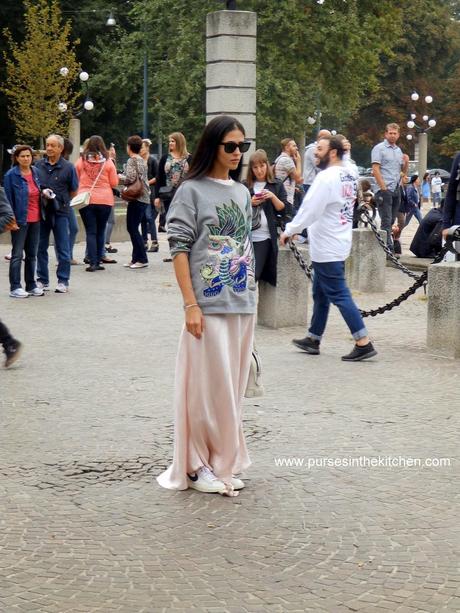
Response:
[284,174,331,236]
[167,185,198,258]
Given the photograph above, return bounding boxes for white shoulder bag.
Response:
[70,162,105,210]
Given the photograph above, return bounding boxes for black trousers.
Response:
[159,200,171,228]
[126,200,148,264]
[0,318,14,349]
[253,239,272,282]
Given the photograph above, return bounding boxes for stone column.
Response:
[257,247,309,329]
[206,10,257,172]
[345,228,386,293]
[418,131,428,180]
[427,261,460,358]
[68,117,81,164]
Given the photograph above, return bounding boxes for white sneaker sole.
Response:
[187,478,226,494]
[9,293,29,299]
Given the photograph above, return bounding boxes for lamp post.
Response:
[406,91,436,178]
[59,69,95,162]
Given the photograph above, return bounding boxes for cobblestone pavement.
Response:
[0,233,459,613]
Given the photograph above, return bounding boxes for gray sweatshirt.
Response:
[167,177,257,315]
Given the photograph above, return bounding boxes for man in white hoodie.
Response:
[280,135,377,362]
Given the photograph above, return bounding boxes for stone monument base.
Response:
[427,261,460,358]
[257,247,309,329]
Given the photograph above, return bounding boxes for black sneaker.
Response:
[341,342,377,362]
[292,336,320,354]
[4,339,22,368]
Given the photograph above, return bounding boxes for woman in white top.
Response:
[246,149,288,286]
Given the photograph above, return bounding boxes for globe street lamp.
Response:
[406,92,436,178]
[59,68,94,162]
[58,68,95,117]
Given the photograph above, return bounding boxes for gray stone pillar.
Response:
[427,261,460,357]
[257,247,309,329]
[68,117,80,164]
[345,228,386,293]
[418,131,428,180]
[206,10,257,171]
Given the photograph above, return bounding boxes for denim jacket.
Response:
[3,165,42,226]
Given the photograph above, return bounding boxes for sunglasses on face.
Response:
[220,140,251,154]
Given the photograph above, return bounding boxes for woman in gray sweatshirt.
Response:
[157,116,256,497]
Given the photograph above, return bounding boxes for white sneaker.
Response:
[129,262,148,269]
[28,287,44,297]
[9,288,29,299]
[187,466,226,494]
[55,283,68,293]
[37,281,50,291]
[231,476,245,490]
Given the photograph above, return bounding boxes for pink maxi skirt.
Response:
[157,313,255,490]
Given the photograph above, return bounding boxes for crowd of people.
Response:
[2,115,460,497]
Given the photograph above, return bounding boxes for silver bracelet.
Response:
[184,303,199,310]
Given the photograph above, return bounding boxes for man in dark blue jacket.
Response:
[0,187,22,366]
[34,134,78,293]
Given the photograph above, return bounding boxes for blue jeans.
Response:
[9,222,40,291]
[105,206,115,246]
[141,203,158,243]
[126,200,148,264]
[309,261,367,341]
[69,208,79,259]
[432,192,441,207]
[37,215,71,286]
[79,205,112,265]
[404,207,423,227]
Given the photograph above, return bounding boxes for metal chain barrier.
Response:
[358,247,447,317]
[286,216,449,318]
[356,206,422,281]
[288,240,313,281]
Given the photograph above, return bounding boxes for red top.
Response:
[24,173,40,223]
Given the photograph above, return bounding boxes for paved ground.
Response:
[0,225,459,613]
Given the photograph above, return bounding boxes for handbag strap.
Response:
[88,162,106,195]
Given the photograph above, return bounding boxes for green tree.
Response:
[2,0,81,144]
[346,0,460,166]
[86,0,401,155]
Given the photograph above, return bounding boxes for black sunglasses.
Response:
[220,140,251,154]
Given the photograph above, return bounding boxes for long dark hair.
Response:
[187,115,246,182]
[83,135,109,160]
